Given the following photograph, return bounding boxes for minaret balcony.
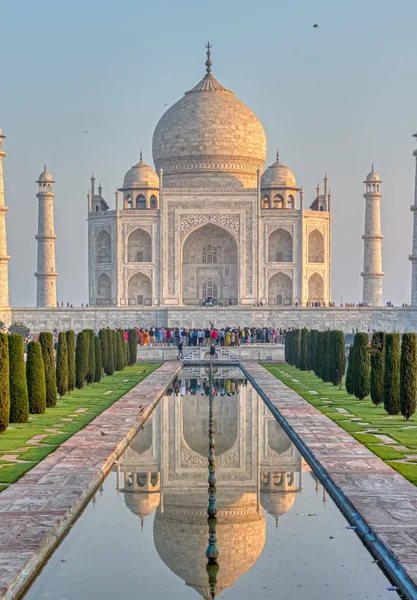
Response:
[361,234,383,240]
[34,272,58,278]
[0,206,8,213]
[35,234,57,241]
[360,271,384,277]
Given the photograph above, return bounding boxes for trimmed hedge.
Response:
[75,331,89,389]
[116,330,125,371]
[99,329,108,373]
[345,344,355,395]
[315,332,324,380]
[353,332,370,400]
[309,330,318,373]
[294,329,301,369]
[321,331,331,383]
[84,329,95,385]
[400,333,417,420]
[66,330,75,393]
[56,332,68,398]
[26,341,46,414]
[370,331,385,407]
[300,328,309,371]
[94,335,102,382]
[8,334,29,423]
[39,332,57,408]
[383,333,400,415]
[0,333,10,432]
[330,330,346,389]
[128,329,138,366]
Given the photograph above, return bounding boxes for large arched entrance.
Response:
[182,224,238,305]
[127,272,152,306]
[268,273,292,306]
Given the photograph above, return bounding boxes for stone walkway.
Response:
[242,362,417,600]
[0,362,180,600]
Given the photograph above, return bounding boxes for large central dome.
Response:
[152,46,267,189]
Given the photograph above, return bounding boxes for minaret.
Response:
[0,130,10,307]
[410,134,417,305]
[35,166,58,307]
[362,166,383,306]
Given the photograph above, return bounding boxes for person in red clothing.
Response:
[211,328,218,345]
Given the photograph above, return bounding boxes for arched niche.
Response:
[128,272,152,306]
[288,194,295,209]
[308,273,324,303]
[268,272,292,306]
[262,195,270,209]
[150,195,158,209]
[136,194,146,209]
[96,230,111,263]
[96,273,111,305]
[273,194,284,209]
[308,229,325,263]
[182,223,238,305]
[181,395,238,457]
[268,228,293,262]
[127,228,152,262]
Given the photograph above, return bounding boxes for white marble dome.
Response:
[366,167,381,183]
[37,166,54,183]
[152,66,267,189]
[123,158,159,189]
[261,156,296,189]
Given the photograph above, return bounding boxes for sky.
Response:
[1,0,416,307]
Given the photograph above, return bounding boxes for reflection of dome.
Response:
[129,421,153,455]
[124,492,160,519]
[123,158,159,188]
[261,492,296,518]
[261,156,296,189]
[267,420,292,455]
[152,51,266,189]
[153,492,266,598]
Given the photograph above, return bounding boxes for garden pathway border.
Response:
[0,361,181,600]
[242,361,417,600]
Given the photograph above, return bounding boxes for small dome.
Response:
[123,158,159,189]
[37,166,54,183]
[261,492,296,517]
[366,166,381,183]
[124,491,160,518]
[261,155,296,189]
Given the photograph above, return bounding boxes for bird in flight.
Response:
[163,103,168,106]
[82,130,88,134]
[313,24,319,28]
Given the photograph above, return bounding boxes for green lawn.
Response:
[264,363,417,486]
[0,363,160,490]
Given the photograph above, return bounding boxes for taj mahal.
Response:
[1,44,417,333]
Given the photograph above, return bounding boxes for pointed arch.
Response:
[96,230,111,263]
[273,194,284,209]
[96,273,111,305]
[127,228,152,262]
[136,194,146,209]
[268,272,292,305]
[308,229,325,263]
[127,272,152,306]
[308,273,324,302]
[268,228,293,262]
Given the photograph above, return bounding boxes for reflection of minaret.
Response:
[0,130,10,307]
[206,364,219,600]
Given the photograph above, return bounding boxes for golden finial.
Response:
[205,41,213,75]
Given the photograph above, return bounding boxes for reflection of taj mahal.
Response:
[88,45,330,308]
[117,371,302,599]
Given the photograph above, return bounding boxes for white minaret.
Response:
[362,166,384,306]
[35,166,58,307]
[0,130,10,307]
[410,134,417,305]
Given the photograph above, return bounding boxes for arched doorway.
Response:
[268,272,292,306]
[268,228,293,262]
[127,228,152,262]
[128,272,152,306]
[182,224,238,305]
[308,273,324,303]
[308,230,325,263]
[96,273,111,305]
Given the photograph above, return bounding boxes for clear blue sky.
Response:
[1,0,416,306]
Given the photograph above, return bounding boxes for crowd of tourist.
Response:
[134,326,287,346]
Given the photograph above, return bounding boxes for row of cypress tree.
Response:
[347,331,417,420]
[285,328,346,389]
[0,328,139,434]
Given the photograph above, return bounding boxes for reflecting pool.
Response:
[25,367,398,599]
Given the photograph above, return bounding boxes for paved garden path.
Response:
[242,362,417,600]
[0,361,180,600]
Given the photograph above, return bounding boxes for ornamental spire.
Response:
[276,149,279,163]
[205,41,213,75]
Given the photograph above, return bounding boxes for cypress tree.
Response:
[345,344,355,395]
[83,329,95,384]
[56,332,68,399]
[300,328,309,371]
[39,332,57,408]
[330,330,346,389]
[383,333,401,415]
[94,336,102,382]
[284,329,289,364]
[294,329,301,369]
[309,330,318,373]
[66,330,75,393]
[128,329,138,366]
[26,341,46,414]
[400,333,417,421]
[353,332,370,400]
[112,329,117,364]
[315,332,324,379]
[116,330,125,371]
[0,333,10,432]
[321,331,332,383]
[8,334,29,423]
[75,331,90,389]
[370,331,385,407]
[99,329,108,372]
[104,329,114,376]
